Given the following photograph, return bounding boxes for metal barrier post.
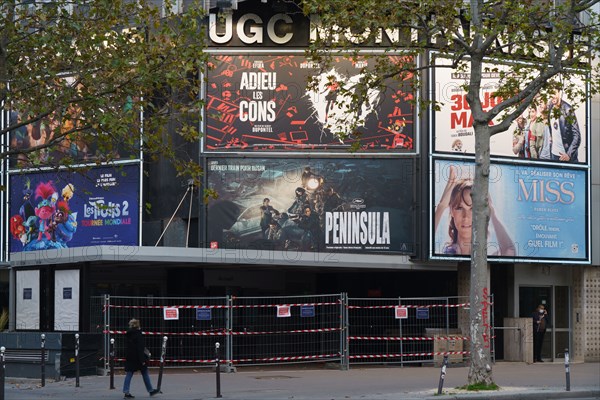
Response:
[564,348,570,391]
[490,294,496,363]
[109,338,115,390]
[437,355,449,395]
[341,293,349,370]
[1,346,6,400]
[215,342,222,398]
[398,297,404,367]
[40,334,46,387]
[226,295,233,372]
[345,293,351,370]
[103,294,111,373]
[75,334,80,388]
[445,297,451,336]
[156,336,168,393]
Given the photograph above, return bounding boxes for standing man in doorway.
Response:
[532,304,548,362]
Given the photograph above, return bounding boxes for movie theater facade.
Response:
[1,0,599,363]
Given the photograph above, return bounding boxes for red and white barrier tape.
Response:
[114,354,340,364]
[349,336,470,341]
[349,351,469,359]
[104,301,340,311]
[106,305,228,310]
[233,302,340,308]
[114,358,218,364]
[347,303,470,309]
[231,327,340,335]
[105,327,340,336]
[106,330,225,336]
[233,354,340,363]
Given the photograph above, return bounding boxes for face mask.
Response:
[539,310,545,314]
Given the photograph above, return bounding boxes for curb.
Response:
[423,389,600,400]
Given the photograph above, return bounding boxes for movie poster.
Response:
[8,164,140,253]
[432,159,588,262]
[206,158,415,254]
[433,59,588,164]
[8,110,138,169]
[6,77,139,170]
[206,55,415,152]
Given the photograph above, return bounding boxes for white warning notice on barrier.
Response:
[277,305,291,318]
[395,306,408,319]
[163,307,179,320]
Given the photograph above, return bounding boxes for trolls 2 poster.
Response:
[9,164,140,253]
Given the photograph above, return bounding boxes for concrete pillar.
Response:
[457,262,470,337]
[578,266,600,361]
[572,266,585,362]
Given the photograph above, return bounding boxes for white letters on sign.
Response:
[209,13,294,45]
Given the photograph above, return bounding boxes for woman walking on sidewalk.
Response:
[123,319,160,398]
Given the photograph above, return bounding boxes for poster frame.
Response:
[7,161,143,254]
[202,49,420,156]
[428,155,591,264]
[204,155,417,256]
[428,52,591,167]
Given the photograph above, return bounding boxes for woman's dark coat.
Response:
[124,328,147,372]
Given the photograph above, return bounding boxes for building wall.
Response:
[457,263,470,337]
[593,9,600,267]
[580,266,600,362]
[573,266,600,362]
[590,83,600,266]
[573,266,585,361]
[2,1,598,357]
[585,39,600,361]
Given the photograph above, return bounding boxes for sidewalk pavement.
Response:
[3,361,599,400]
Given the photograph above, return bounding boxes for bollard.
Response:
[109,338,115,390]
[40,334,46,387]
[215,342,222,398]
[564,348,570,391]
[437,355,449,395]
[75,334,80,388]
[156,336,168,393]
[1,346,6,400]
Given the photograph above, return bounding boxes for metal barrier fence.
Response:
[229,294,345,366]
[91,294,493,371]
[90,295,229,370]
[347,296,472,365]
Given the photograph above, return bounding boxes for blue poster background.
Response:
[433,159,588,261]
[9,164,140,252]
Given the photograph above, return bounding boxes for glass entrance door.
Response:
[519,285,571,361]
[553,286,570,359]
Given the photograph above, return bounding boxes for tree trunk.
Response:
[468,122,494,385]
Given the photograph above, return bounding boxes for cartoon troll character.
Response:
[62,183,75,202]
[10,215,26,244]
[49,200,70,241]
[34,181,58,241]
[53,203,78,244]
